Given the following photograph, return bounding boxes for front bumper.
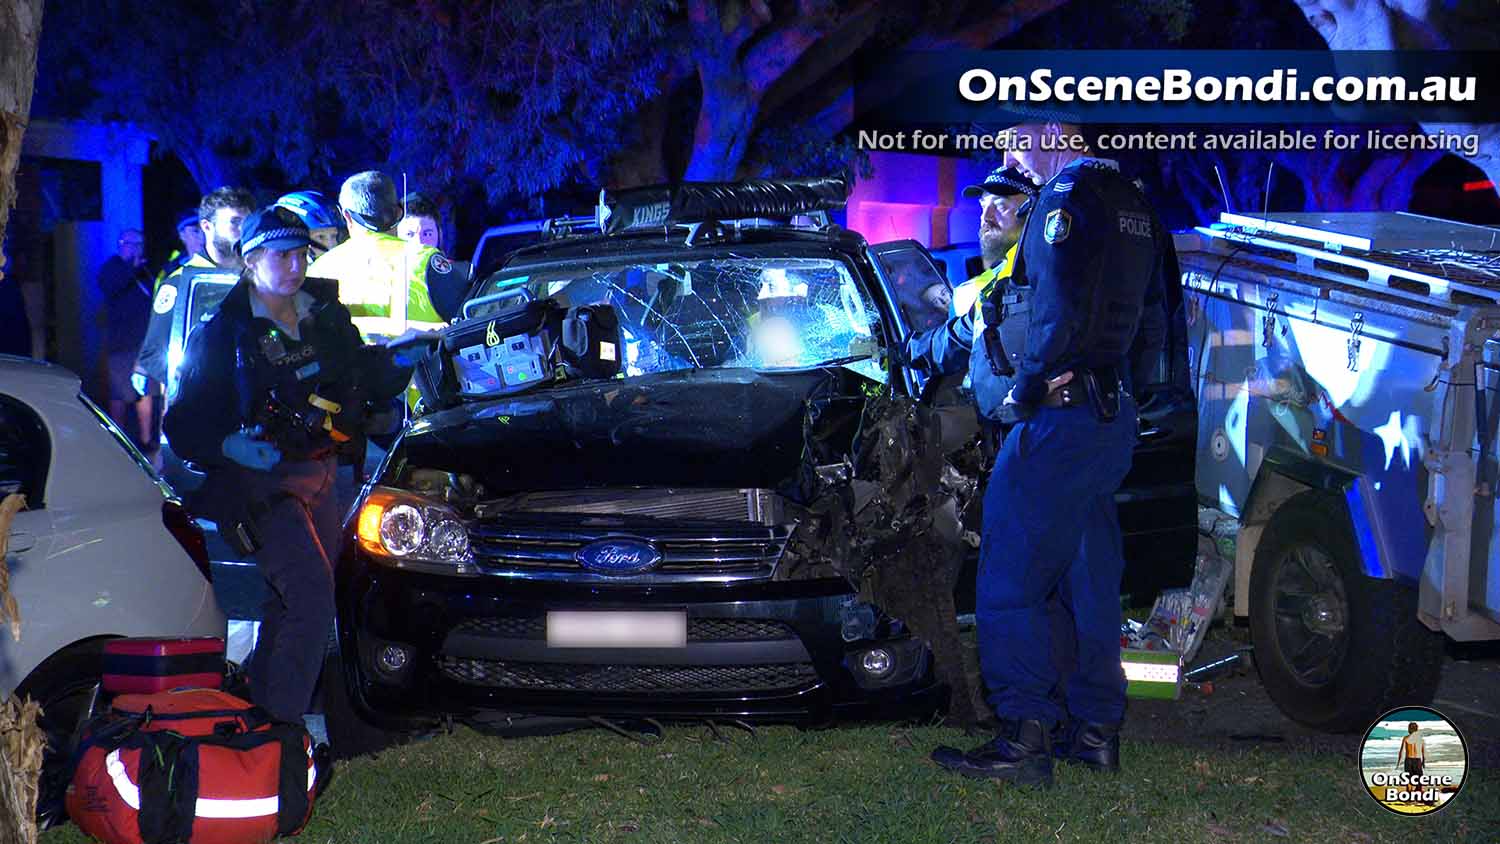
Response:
[336,553,941,726]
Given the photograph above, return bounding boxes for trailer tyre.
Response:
[1250,491,1444,733]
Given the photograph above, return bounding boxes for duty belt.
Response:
[1040,366,1125,421]
[1040,383,1087,408]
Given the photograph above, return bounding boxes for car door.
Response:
[866,240,956,400]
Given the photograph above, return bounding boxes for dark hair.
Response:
[340,171,400,231]
[403,192,441,222]
[1408,722,1419,733]
[200,186,255,223]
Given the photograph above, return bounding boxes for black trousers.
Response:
[224,457,341,723]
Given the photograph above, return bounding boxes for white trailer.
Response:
[1179,211,1500,731]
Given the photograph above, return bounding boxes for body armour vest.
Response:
[970,157,1162,420]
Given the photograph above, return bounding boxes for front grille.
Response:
[689,618,798,641]
[438,657,817,694]
[492,488,781,524]
[451,616,797,642]
[456,617,542,639]
[469,517,790,580]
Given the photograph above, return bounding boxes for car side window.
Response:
[0,394,49,508]
[870,242,952,334]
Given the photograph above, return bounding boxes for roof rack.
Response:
[1191,211,1500,308]
[595,177,847,241]
[540,215,599,240]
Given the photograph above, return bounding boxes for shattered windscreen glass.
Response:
[468,253,883,381]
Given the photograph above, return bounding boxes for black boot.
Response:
[313,742,335,797]
[931,719,1053,787]
[1052,719,1120,772]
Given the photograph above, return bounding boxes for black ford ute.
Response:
[327,179,1197,741]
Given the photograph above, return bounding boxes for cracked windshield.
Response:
[470,255,883,382]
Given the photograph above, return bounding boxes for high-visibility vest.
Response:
[308,231,446,340]
[154,248,186,292]
[963,243,1019,331]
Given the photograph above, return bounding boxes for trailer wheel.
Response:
[1250,490,1444,733]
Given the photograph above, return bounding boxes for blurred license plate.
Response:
[546,611,687,648]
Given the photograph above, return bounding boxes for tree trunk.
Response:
[677,0,1075,182]
[177,144,242,195]
[1273,146,1442,212]
[0,0,45,285]
[1295,0,1500,199]
[606,93,672,188]
[683,67,759,181]
[0,4,45,836]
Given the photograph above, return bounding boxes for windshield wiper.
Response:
[819,354,879,368]
[753,354,877,373]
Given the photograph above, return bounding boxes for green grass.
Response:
[44,722,1498,843]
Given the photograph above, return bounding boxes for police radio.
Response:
[234,327,356,454]
[250,387,351,453]
[979,298,1014,378]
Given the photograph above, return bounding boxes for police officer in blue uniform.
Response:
[931,121,1177,787]
[904,165,1035,381]
[165,206,412,723]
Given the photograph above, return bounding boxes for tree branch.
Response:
[689,0,768,55]
[757,1,885,117]
[743,22,827,87]
[910,0,1070,49]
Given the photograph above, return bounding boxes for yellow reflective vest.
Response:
[953,243,1018,326]
[308,230,447,341]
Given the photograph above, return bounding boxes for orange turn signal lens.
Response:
[353,486,472,573]
[356,498,387,553]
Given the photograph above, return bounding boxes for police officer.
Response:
[308,170,463,336]
[398,192,443,250]
[904,165,1035,380]
[153,210,207,290]
[276,190,347,260]
[136,187,255,399]
[959,165,1033,316]
[399,192,474,322]
[164,206,411,723]
[931,121,1178,786]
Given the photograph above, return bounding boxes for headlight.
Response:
[356,486,474,574]
[379,504,425,556]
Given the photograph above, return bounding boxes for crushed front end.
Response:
[335,339,964,728]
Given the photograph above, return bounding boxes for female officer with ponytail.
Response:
[165,205,411,724]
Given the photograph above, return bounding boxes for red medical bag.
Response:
[101,637,226,694]
[67,688,319,844]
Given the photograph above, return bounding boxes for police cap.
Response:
[962,166,1037,200]
[237,205,312,257]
